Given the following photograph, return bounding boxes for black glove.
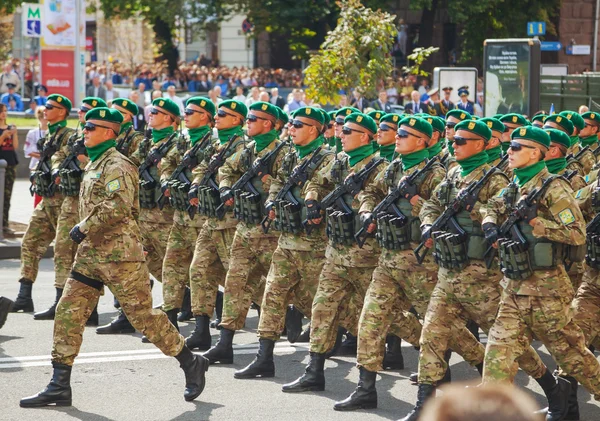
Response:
[188,185,199,201]
[219,188,233,204]
[360,212,373,227]
[305,199,322,220]
[516,200,538,223]
[482,222,500,245]
[421,224,433,242]
[264,201,275,214]
[70,225,86,244]
[399,180,418,200]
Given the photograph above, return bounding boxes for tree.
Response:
[0,14,14,62]
[303,0,396,105]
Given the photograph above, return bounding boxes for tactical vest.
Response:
[58,134,85,197]
[325,156,360,246]
[138,137,175,209]
[586,187,600,269]
[31,128,71,197]
[116,129,137,156]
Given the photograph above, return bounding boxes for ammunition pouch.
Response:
[274,200,303,234]
[325,208,356,246]
[139,180,158,209]
[58,167,83,197]
[498,239,534,280]
[198,185,222,218]
[168,180,191,212]
[586,234,600,270]
[31,170,55,197]
[432,230,469,270]
[233,189,263,225]
[376,213,413,250]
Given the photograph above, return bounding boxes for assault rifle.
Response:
[116,125,135,155]
[138,132,177,190]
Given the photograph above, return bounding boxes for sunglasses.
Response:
[342,126,365,135]
[453,135,482,146]
[45,103,56,110]
[184,108,206,116]
[292,119,314,129]
[246,114,269,123]
[504,126,518,133]
[217,109,236,118]
[446,122,457,129]
[509,141,536,152]
[79,106,91,113]
[379,123,395,132]
[84,122,116,133]
[335,118,345,126]
[327,123,334,129]
[150,107,166,115]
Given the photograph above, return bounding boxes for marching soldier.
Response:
[482,126,600,418]
[185,99,248,350]
[202,101,287,364]
[421,115,445,161]
[560,110,596,174]
[330,107,360,154]
[580,111,600,154]
[324,110,336,149]
[112,98,144,157]
[544,128,586,190]
[11,94,75,313]
[20,107,208,408]
[234,106,335,379]
[376,113,401,162]
[531,113,546,129]
[443,109,471,172]
[480,117,504,167]
[500,113,529,156]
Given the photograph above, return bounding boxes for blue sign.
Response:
[540,41,561,52]
[26,20,41,37]
[527,21,546,36]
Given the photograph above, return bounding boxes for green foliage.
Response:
[303,0,396,105]
[403,47,440,77]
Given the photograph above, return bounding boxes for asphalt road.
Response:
[1,258,600,421]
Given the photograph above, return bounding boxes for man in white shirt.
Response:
[165,85,185,115]
[104,80,116,103]
[0,63,20,94]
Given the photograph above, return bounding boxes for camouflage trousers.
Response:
[53,261,184,366]
[139,220,172,282]
[53,196,80,288]
[189,222,236,317]
[219,225,278,332]
[161,222,200,312]
[2,165,16,228]
[357,251,482,373]
[483,290,600,400]
[20,197,62,282]
[571,266,600,347]
[419,264,547,385]
[257,246,325,341]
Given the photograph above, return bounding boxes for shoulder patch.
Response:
[575,190,582,199]
[558,208,575,225]
[497,188,506,197]
[106,179,121,193]
[90,171,102,179]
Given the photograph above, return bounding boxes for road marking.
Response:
[0,343,310,369]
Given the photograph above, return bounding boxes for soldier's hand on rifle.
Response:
[220,188,234,207]
[360,212,376,233]
[482,222,499,248]
[421,224,433,248]
[516,195,538,223]
[305,199,322,225]
[77,154,89,165]
[161,182,170,197]
[188,185,199,206]
[265,201,276,220]
[52,170,60,186]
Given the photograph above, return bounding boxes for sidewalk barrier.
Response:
[0,159,6,241]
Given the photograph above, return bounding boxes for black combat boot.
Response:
[282,352,326,393]
[186,315,212,351]
[96,310,135,334]
[0,296,14,329]
[177,288,193,322]
[325,326,345,358]
[20,362,72,407]
[33,288,62,320]
[466,319,480,342]
[11,278,34,313]
[234,338,275,379]
[166,308,180,332]
[338,331,358,356]
[285,306,304,344]
[210,290,223,329]
[398,383,436,421]
[174,345,209,401]
[383,335,404,370]
[333,367,378,411]
[297,325,311,343]
[202,328,234,364]
[534,369,571,421]
[86,305,99,326]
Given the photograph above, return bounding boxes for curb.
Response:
[0,241,54,260]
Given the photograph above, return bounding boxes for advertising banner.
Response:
[41,49,75,99]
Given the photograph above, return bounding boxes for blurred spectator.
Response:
[386,77,399,105]
[579,105,589,114]
[105,80,116,103]
[165,85,185,115]
[405,90,427,114]
[371,90,392,113]
[24,106,47,208]
[1,84,23,111]
[232,86,246,102]
[210,86,223,105]
[145,90,163,122]
[259,91,270,102]
[34,85,48,106]
[197,74,211,92]
[270,88,285,108]
[25,100,38,115]
[86,76,106,100]
[246,87,260,107]
[420,383,542,421]
[0,103,18,235]
[418,78,430,96]
[338,94,348,108]
[350,90,366,111]
[287,89,306,112]
[112,70,123,85]
[134,82,147,109]
[0,63,20,94]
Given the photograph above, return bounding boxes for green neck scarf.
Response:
[218,125,244,145]
[446,138,455,156]
[295,135,324,159]
[347,144,374,167]
[545,157,567,174]
[570,135,580,147]
[326,136,335,148]
[401,148,429,171]
[427,140,443,159]
[253,129,279,153]
[514,161,545,187]
[457,150,489,177]
[501,141,510,154]
[48,120,67,135]
[334,137,342,154]
[119,121,133,135]
[188,126,211,146]
[371,140,380,153]
[486,146,502,164]
[87,140,116,162]
[152,126,174,144]
[581,135,598,147]
[379,143,396,162]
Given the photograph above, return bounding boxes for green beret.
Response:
[47,94,72,113]
[249,101,279,120]
[380,113,403,126]
[582,111,600,126]
[335,107,361,123]
[500,113,529,126]
[367,110,384,121]
[220,99,247,119]
[152,97,180,119]
[85,107,123,135]
[559,110,584,131]
[294,107,325,126]
[543,114,574,135]
[423,115,445,133]
[493,114,504,119]
[276,107,289,125]
[345,112,377,135]
[470,115,479,120]
[445,109,471,121]
[531,114,546,124]
[545,128,571,149]
[399,116,433,138]
[112,98,138,116]
[186,96,216,117]
[455,119,492,142]
[480,117,505,134]
[327,110,337,121]
[511,125,551,149]
[318,108,330,125]
[82,97,107,110]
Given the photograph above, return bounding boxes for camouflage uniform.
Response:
[115,123,144,158]
[218,137,286,331]
[571,141,596,175]
[20,125,74,283]
[482,167,600,399]
[418,163,548,385]
[53,146,184,366]
[257,140,334,341]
